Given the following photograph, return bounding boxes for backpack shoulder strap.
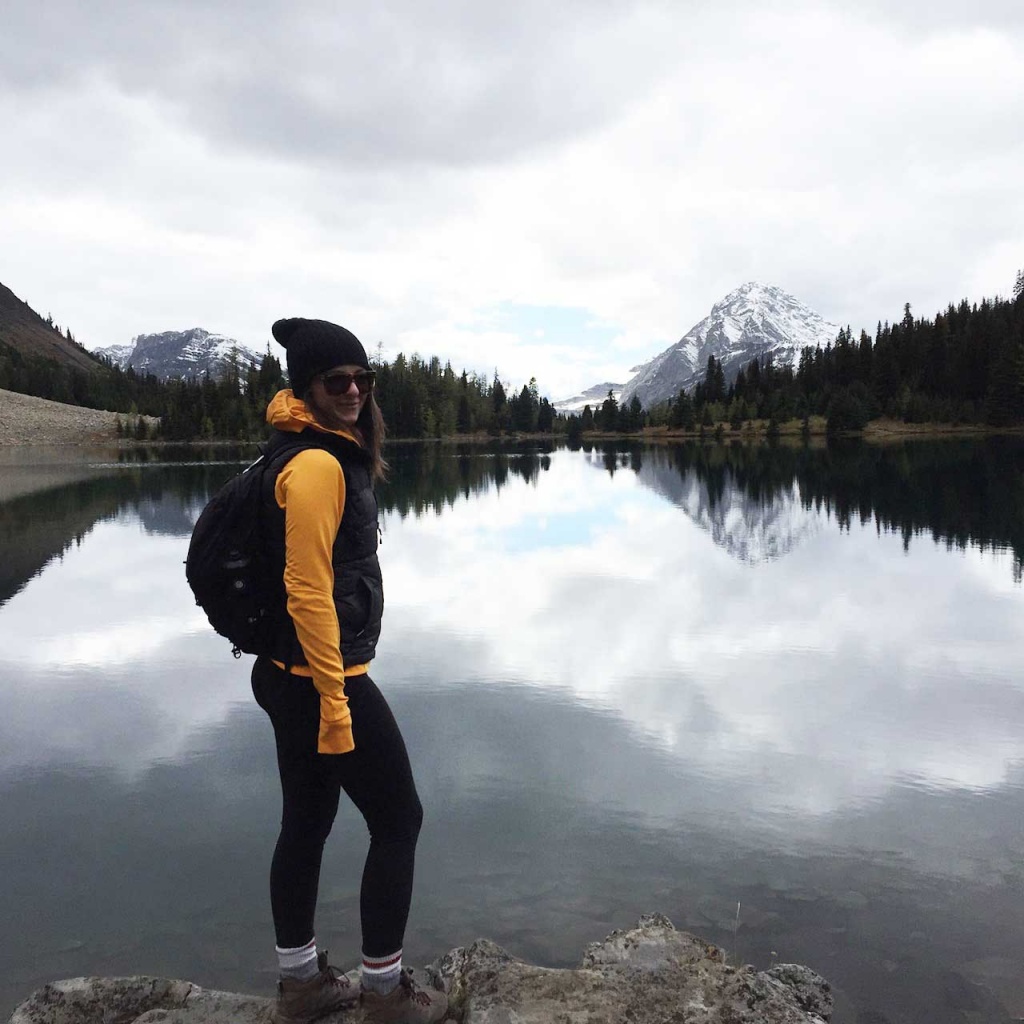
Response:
[258,430,346,504]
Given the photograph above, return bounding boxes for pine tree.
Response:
[705,355,726,403]
[984,336,1024,425]
[599,389,619,431]
[670,390,695,430]
[623,395,644,432]
[537,398,555,432]
[456,393,472,433]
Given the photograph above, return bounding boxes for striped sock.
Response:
[277,938,319,981]
[361,949,402,994]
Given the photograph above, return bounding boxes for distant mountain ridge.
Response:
[553,381,626,414]
[94,328,259,380]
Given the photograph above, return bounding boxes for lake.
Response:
[1,438,1023,1024]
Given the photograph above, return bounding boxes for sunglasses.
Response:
[319,370,376,396]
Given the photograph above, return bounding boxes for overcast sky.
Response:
[2,1,1022,399]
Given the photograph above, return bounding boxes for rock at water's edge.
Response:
[433,913,831,1023]
[6,976,272,1024]
[9,914,832,1024]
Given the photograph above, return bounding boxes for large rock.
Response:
[434,913,831,1023]
[6,977,273,1024]
[9,915,831,1024]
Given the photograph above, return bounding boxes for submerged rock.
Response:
[9,915,831,1024]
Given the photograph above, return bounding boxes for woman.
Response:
[251,318,447,1024]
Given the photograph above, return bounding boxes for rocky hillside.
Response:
[0,281,103,375]
[0,388,154,445]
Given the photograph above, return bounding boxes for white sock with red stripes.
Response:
[361,949,402,994]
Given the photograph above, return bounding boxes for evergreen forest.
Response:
[657,275,1024,435]
[0,274,1021,440]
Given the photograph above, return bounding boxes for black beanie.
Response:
[271,318,370,397]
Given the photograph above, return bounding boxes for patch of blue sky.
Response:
[470,303,620,351]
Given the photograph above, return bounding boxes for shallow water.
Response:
[1,438,1023,1024]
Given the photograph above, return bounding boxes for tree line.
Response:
[655,276,1024,434]
[3,273,1021,439]
[0,341,561,441]
[560,274,1024,437]
[372,354,556,439]
[146,350,561,441]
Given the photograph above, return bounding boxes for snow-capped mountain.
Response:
[94,328,259,380]
[553,381,626,414]
[96,343,135,367]
[621,282,841,409]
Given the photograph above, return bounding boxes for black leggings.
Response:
[251,657,423,957]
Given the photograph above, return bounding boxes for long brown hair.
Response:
[300,381,388,482]
[356,391,389,482]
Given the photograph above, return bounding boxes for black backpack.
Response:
[186,439,320,658]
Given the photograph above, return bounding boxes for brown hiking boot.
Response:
[359,968,448,1023]
[274,950,359,1024]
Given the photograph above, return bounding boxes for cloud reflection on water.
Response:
[379,448,1024,812]
[1,444,1022,815]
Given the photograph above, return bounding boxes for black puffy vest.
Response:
[261,428,383,669]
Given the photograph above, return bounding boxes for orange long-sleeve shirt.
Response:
[267,390,371,754]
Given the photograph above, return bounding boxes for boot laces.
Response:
[398,970,432,1007]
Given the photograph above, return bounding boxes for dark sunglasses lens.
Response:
[322,374,354,395]
[322,372,375,395]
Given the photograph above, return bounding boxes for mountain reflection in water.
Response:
[579,438,1024,573]
[0,439,1022,1024]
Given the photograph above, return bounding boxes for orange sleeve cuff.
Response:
[318,716,355,754]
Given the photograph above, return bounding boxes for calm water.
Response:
[1,439,1023,1024]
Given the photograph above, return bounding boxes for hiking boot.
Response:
[360,968,448,1023]
[274,950,359,1024]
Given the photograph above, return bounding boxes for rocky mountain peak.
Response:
[94,328,259,380]
[619,283,840,410]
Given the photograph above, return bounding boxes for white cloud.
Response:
[1,0,1021,397]
[2,447,1023,814]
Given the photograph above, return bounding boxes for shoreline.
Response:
[2,388,1022,449]
[0,388,158,447]
[7,915,835,1024]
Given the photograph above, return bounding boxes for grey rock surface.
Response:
[432,914,831,1023]
[7,977,272,1024]
[9,916,832,1024]
[0,388,142,446]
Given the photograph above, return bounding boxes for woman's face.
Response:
[306,363,370,431]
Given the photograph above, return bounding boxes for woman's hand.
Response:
[318,718,355,754]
